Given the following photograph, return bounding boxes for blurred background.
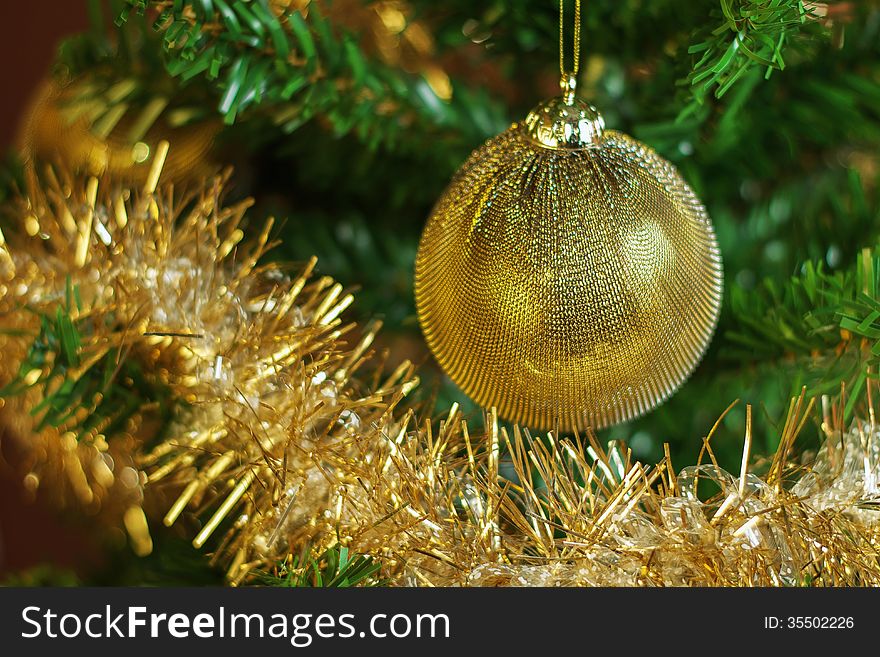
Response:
[0,3,92,581]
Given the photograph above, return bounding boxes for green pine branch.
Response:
[0,281,174,442]
[117,0,506,150]
[255,546,386,587]
[728,243,880,416]
[683,0,822,112]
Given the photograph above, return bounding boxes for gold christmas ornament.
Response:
[414,2,722,432]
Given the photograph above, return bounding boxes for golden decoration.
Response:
[334,390,880,587]
[0,144,286,555]
[0,140,423,568]
[165,355,880,587]
[414,5,722,432]
[5,147,864,589]
[17,76,218,184]
[6,83,871,589]
[149,305,420,585]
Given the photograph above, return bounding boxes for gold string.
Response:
[559,0,582,77]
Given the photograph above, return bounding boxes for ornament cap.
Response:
[522,83,605,150]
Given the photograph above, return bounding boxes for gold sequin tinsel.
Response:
[170,377,880,586]
[415,80,723,432]
[330,390,880,587]
[0,144,419,559]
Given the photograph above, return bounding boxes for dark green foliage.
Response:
[1,565,81,587]
[0,154,23,210]
[731,243,880,418]
[684,0,818,109]
[119,0,507,149]
[87,534,226,586]
[255,546,385,588]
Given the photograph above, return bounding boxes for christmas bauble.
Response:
[414,77,723,432]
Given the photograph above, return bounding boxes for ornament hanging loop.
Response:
[559,0,582,97]
[524,0,602,151]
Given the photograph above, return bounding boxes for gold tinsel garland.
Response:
[383,394,880,586]
[263,392,877,587]
[147,289,420,582]
[0,146,416,559]
[156,378,880,585]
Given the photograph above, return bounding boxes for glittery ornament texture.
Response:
[415,115,723,432]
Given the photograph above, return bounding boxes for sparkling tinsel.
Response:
[0,145,417,559]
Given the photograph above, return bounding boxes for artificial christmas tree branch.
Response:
[118,0,506,149]
[684,0,823,109]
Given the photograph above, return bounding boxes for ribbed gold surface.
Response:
[415,123,723,432]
